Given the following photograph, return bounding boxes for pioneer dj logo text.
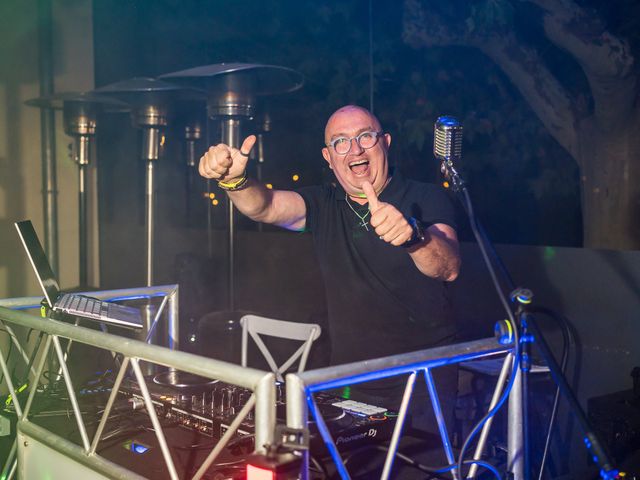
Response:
[335,428,378,445]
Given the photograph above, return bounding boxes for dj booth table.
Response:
[0,287,515,479]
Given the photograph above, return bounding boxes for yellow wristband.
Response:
[218,174,248,191]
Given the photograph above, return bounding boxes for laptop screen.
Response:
[15,220,61,307]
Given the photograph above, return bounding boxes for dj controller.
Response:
[116,371,400,456]
[19,370,407,479]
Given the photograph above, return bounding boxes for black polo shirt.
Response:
[297,172,458,364]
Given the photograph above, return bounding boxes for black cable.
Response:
[0,328,13,386]
[343,443,442,478]
[95,413,165,446]
[97,421,252,469]
[0,327,34,391]
[309,455,329,479]
[528,306,573,480]
[343,443,502,479]
[42,370,59,382]
[475,220,516,292]
[14,329,46,390]
[342,444,376,470]
[435,459,502,479]
[174,433,256,451]
[97,368,115,383]
[459,188,518,325]
[86,411,131,426]
[455,186,521,478]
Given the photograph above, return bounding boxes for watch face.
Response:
[416,221,426,242]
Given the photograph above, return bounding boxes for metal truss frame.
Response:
[286,337,516,480]
[0,286,276,480]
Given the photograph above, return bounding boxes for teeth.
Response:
[349,159,369,167]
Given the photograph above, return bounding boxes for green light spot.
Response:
[341,386,351,399]
[544,246,556,262]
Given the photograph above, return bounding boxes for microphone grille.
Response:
[434,116,463,163]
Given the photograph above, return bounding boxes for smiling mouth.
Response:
[349,159,370,176]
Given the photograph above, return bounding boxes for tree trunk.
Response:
[578,113,640,249]
[402,0,640,250]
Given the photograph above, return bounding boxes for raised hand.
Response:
[362,181,414,247]
[199,135,257,183]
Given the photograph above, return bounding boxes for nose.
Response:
[349,137,364,155]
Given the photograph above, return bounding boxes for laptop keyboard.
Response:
[56,294,107,319]
[54,294,142,328]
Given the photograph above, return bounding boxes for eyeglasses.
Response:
[326,130,384,155]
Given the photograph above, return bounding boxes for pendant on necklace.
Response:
[345,193,371,231]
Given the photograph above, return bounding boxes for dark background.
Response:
[89,1,640,353]
[92,0,608,252]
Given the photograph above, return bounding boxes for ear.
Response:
[322,147,333,169]
[383,132,392,149]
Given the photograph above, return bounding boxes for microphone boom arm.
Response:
[434,115,619,480]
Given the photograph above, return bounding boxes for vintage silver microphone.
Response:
[433,115,464,191]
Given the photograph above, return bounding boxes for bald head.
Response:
[321,104,391,198]
[324,105,382,144]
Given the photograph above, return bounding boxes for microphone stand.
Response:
[440,159,618,480]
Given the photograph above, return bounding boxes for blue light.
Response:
[131,443,149,454]
[438,116,460,127]
[306,349,506,393]
[600,468,619,480]
[516,294,532,304]
[494,320,513,344]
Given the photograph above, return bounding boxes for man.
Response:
[199,105,460,431]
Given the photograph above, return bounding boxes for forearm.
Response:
[226,179,306,230]
[407,225,461,281]
[199,136,305,229]
[226,178,274,222]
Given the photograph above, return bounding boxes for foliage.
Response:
[96,0,589,245]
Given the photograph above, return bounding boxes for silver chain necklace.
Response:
[345,193,370,231]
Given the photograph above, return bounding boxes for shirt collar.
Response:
[334,168,405,202]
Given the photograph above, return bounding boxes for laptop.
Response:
[15,220,143,329]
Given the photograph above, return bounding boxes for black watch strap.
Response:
[403,217,425,249]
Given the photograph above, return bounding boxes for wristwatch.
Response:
[403,217,426,249]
